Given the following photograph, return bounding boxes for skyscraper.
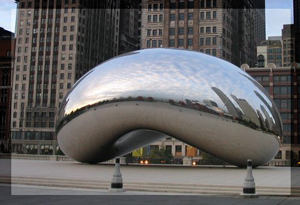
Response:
[282,24,296,67]
[252,0,266,44]
[11,0,125,154]
[0,28,15,153]
[141,0,263,67]
[294,0,300,63]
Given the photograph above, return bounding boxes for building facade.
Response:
[282,24,296,67]
[252,0,266,45]
[11,0,123,154]
[294,0,300,63]
[118,0,140,55]
[0,29,15,153]
[245,64,300,161]
[257,38,282,67]
[141,0,261,67]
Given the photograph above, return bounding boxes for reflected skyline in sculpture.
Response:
[56,48,282,167]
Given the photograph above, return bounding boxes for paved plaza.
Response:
[0,159,299,195]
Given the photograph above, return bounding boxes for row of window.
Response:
[16,63,72,74]
[200,26,217,34]
[146,29,163,37]
[17,54,75,63]
[18,34,74,46]
[19,24,76,36]
[169,39,193,47]
[268,55,282,60]
[199,37,217,46]
[146,39,163,48]
[20,0,77,9]
[13,111,55,119]
[267,48,282,53]
[169,27,194,35]
[170,13,193,21]
[147,14,163,23]
[11,131,55,140]
[147,3,163,11]
[253,75,292,83]
[199,49,217,56]
[15,72,72,82]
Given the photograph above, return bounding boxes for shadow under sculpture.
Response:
[56,48,282,167]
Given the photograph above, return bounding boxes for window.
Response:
[147,15,151,22]
[188,27,193,35]
[148,4,151,11]
[170,2,175,9]
[187,39,193,46]
[188,13,193,20]
[206,49,211,54]
[147,40,150,48]
[159,29,163,36]
[206,27,211,33]
[158,40,162,47]
[152,30,157,36]
[212,49,216,56]
[273,86,292,95]
[169,28,175,36]
[179,13,184,20]
[199,38,204,45]
[169,39,175,47]
[152,40,157,47]
[213,26,217,33]
[200,0,205,8]
[206,12,211,19]
[178,39,184,46]
[179,28,184,35]
[200,27,204,33]
[200,12,205,19]
[170,14,175,21]
[212,37,217,45]
[147,29,151,36]
[206,37,211,45]
[153,15,158,22]
[213,11,217,18]
[188,1,194,8]
[153,4,158,11]
[175,145,182,153]
[159,14,163,22]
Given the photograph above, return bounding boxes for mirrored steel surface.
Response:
[56,48,282,167]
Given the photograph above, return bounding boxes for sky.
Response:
[0,0,294,39]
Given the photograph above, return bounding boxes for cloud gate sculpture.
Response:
[56,48,282,167]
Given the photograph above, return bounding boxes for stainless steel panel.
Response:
[56,48,282,167]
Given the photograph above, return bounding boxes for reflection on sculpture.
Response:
[56,48,282,167]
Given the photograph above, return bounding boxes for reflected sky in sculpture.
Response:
[57,48,282,167]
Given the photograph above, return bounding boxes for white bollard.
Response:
[241,159,257,197]
[109,158,125,192]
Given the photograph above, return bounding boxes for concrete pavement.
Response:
[0,159,299,195]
